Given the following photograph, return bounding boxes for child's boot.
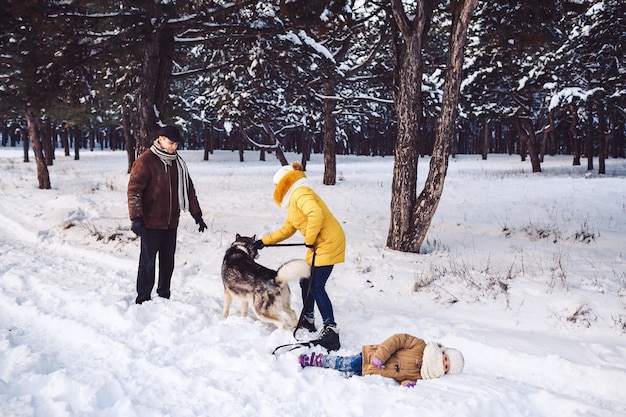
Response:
[298,352,325,368]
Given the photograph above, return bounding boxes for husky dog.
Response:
[221,234,311,330]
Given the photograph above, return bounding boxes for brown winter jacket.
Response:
[127,150,202,230]
[361,334,427,386]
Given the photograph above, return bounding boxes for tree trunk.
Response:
[495,120,502,154]
[386,0,428,251]
[22,126,29,163]
[515,117,542,173]
[322,78,337,185]
[89,127,96,151]
[9,123,19,147]
[409,0,479,253]
[203,125,213,161]
[611,110,624,158]
[585,100,593,171]
[136,24,175,155]
[60,124,70,157]
[518,121,527,162]
[506,125,515,155]
[238,130,245,162]
[537,108,546,163]
[73,126,81,161]
[42,119,54,166]
[571,104,581,165]
[526,119,542,173]
[547,109,556,156]
[598,103,605,175]
[25,109,51,189]
[481,117,489,160]
[106,125,114,150]
[122,103,136,173]
[301,128,312,170]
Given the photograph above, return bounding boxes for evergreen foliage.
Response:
[0,0,624,159]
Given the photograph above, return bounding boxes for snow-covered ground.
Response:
[1,147,625,417]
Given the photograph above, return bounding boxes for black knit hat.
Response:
[158,125,182,142]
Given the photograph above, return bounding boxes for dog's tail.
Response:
[276,259,311,284]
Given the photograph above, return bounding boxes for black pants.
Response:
[136,227,177,304]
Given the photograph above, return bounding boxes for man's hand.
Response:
[131,218,144,236]
[193,213,207,233]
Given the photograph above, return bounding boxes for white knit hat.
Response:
[443,347,464,375]
[273,165,293,184]
[420,342,445,380]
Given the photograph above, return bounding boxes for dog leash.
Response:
[272,341,312,356]
[265,242,315,329]
[265,245,317,354]
[265,243,307,247]
[292,249,316,339]
[271,336,336,356]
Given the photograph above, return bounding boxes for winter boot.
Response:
[299,352,325,368]
[296,315,317,333]
[313,325,340,351]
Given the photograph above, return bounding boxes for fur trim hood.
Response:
[273,162,307,206]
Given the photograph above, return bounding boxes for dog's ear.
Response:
[251,234,256,240]
[236,233,241,240]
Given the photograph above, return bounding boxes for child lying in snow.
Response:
[298,333,464,387]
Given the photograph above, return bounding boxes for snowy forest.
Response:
[2,1,624,161]
[1,0,625,253]
[1,2,626,415]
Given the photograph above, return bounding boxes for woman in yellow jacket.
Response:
[255,161,346,350]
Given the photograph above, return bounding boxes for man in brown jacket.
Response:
[128,125,206,304]
[299,333,464,387]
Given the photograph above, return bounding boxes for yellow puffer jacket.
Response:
[261,170,345,266]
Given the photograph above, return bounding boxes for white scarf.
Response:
[420,342,445,380]
[281,178,309,208]
[150,139,190,212]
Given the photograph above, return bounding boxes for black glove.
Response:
[131,218,144,237]
[193,213,208,233]
[252,240,265,250]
